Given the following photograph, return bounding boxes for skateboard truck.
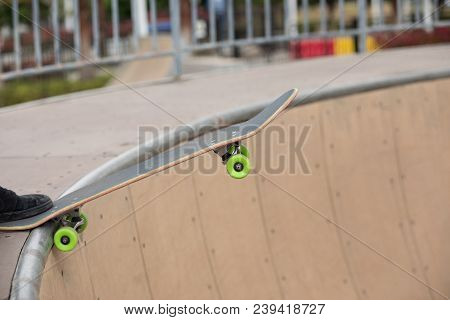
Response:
[214,141,251,179]
[53,208,88,252]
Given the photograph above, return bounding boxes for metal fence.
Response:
[0,0,449,81]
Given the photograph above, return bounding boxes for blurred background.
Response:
[0,0,449,107]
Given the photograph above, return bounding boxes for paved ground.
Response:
[109,35,173,86]
[0,44,449,299]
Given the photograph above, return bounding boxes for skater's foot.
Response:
[0,187,53,223]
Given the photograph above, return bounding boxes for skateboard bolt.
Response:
[234,162,243,172]
[61,236,70,245]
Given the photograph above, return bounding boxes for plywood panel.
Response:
[40,246,94,299]
[81,187,151,299]
[254,106,359,299]
[387,79,450,299]
[321,90,431,299]
[41,187,151,299]
[192,152,282,299]
[129,167,219,299]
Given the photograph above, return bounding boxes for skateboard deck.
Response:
[0,89,298,241]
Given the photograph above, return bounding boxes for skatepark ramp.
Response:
[10,72,450,299]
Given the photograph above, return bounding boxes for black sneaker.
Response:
[0,187,53,223]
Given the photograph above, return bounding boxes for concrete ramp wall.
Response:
[39,78,450,299]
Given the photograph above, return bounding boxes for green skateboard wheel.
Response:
[227,144,250,158]
[54,227,78,252]
[226,154,250,179]
[76,212,88,233]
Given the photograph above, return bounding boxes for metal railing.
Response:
[0,0,449,81]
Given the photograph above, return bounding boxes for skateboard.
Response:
[0,89,298,252]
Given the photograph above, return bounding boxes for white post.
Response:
[135,0,149,37]
[423,0,433,31]
[287,0,298,37]
[403,0,412,22]
[64,0,74,31]
[371,0,381,25]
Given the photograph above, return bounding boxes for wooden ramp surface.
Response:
[39,79,450,299]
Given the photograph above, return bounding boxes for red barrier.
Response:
[290,39,334,59]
